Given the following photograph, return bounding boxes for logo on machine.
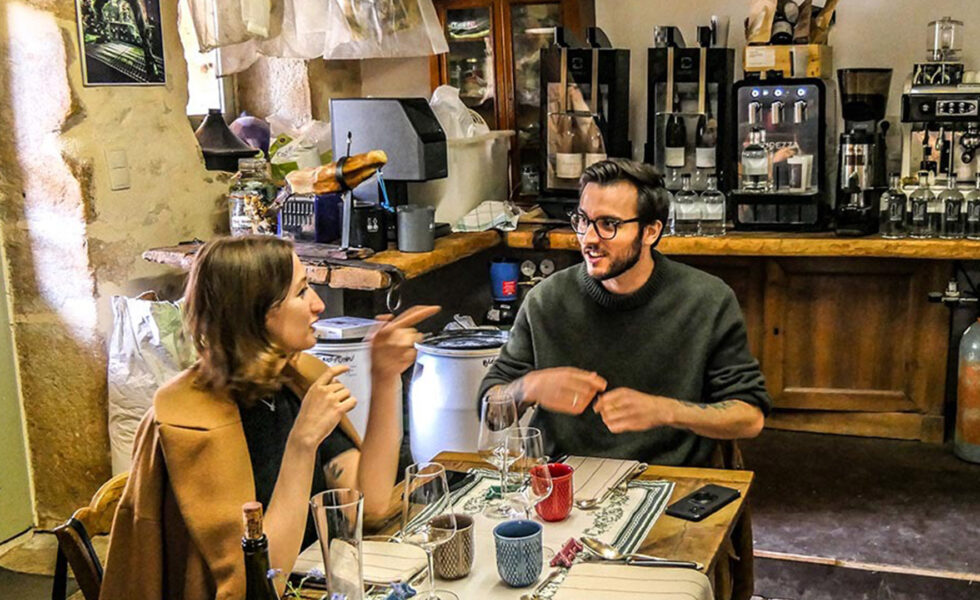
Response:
[482,356,497,368]
[367,217,379,233]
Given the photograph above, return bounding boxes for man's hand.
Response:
[593,387,675,433]
[522,367,607,415]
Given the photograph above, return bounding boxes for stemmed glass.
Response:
[401,462,458,600]
[507,427,553,519]
[477,395,523,519]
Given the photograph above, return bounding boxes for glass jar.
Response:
[228,158,277,236]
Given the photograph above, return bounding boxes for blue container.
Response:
[493,519,542,587]
[490,258,520,302]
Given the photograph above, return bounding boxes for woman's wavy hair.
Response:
[184,235,296,405]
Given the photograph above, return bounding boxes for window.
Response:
[177,0,235,120]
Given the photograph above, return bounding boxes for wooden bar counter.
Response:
[506,226,980,442]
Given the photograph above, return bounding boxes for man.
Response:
[479,158,770,466]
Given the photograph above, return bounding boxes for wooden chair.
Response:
[51,472,128,600]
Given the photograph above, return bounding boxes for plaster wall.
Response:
[1,0,227,525]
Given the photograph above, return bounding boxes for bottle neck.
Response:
[889,175,901,190]
[948,176,958,189]
[681,177,692,192]
[706,177,718,192]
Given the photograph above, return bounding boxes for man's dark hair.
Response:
[579,158,671,228]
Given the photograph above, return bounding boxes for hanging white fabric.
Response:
[185,0,449,74]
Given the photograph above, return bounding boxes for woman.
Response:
[101,236,438,599]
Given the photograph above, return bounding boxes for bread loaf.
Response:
[286,150,388,194]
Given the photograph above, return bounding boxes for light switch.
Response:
[105,148,130,191]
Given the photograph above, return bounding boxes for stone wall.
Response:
[0,0,227,526]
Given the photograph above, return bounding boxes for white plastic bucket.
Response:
[407,130,515,226]
[310,340,372,438]
[408,330,507,462]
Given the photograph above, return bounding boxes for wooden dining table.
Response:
[299,451,754,600]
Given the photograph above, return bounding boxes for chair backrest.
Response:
[51,472,128,600]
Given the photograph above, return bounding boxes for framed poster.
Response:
[75,0,166,86]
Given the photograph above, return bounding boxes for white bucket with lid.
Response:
[310,339,373,438]
[409,329,508,462]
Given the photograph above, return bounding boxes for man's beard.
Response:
[587,232,644,281]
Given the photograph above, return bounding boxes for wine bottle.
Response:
[695,113,717,170]
[243,502,281,600]
[665,113,687,169]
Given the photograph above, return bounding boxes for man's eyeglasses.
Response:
[570,211,642,240]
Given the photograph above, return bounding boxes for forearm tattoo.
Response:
[327,461,344,483]
[679,399,738,411]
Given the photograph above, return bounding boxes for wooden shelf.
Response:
[142,231,502,291]
[504,225,980,260]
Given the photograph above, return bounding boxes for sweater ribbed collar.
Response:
[577,249,671,311]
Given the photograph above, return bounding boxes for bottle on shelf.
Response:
[242,502,280,600]
[695,112,717,191]
[553,114,583,180]
[909,171,935,239]
[665,189,676,236]
[770,4,795,44]
[700,174,726,237]
[939,173,965,239]
[966,173,980,240]
[673,173,701,237]
[664,110,687,171]
[880,173,908,239]
[741,129,769,192]
[584,119,607,169]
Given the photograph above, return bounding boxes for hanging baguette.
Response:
[285,150,388,195]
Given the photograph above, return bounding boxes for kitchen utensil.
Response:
[580,536,703,571]
[573,462,647,510]
[520,569,562,600]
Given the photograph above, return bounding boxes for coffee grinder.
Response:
[835,68,892,236]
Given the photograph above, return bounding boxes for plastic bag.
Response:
[430,85,491,139]
[107,294,197,474]
[268,118,334,181]
[200,0,449,74]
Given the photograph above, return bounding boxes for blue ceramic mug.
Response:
[493,519,542,587]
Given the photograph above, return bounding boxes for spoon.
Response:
[580,536,703,571]
[520,568,562,600]
[574,463,648,510]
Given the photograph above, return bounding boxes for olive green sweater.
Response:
[478,250,771,466]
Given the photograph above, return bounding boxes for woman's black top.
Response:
[239,386,356,548]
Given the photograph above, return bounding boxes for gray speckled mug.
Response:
[432,513,474,580]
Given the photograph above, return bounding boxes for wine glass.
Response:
[506,427,553,519]
[401,462,457,600]
[477,395,522,519]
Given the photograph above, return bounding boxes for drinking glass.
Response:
[477,395,522,519]
[310,489,364,600]
[506,427,553,519]
[401,462,458,600]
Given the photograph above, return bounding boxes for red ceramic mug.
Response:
[533,463,574,522]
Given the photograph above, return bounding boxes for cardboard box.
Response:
[743,44,833,79]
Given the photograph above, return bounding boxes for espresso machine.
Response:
[330,98,448,248]
[835,68,892,236]
[646,46,736,192]
[538,27,631,218]
[730,75,831,230]
[901,16,980,184]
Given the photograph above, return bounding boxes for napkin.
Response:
[565,456,642,504]
[553,563,713,600]
[293,540,427,585]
